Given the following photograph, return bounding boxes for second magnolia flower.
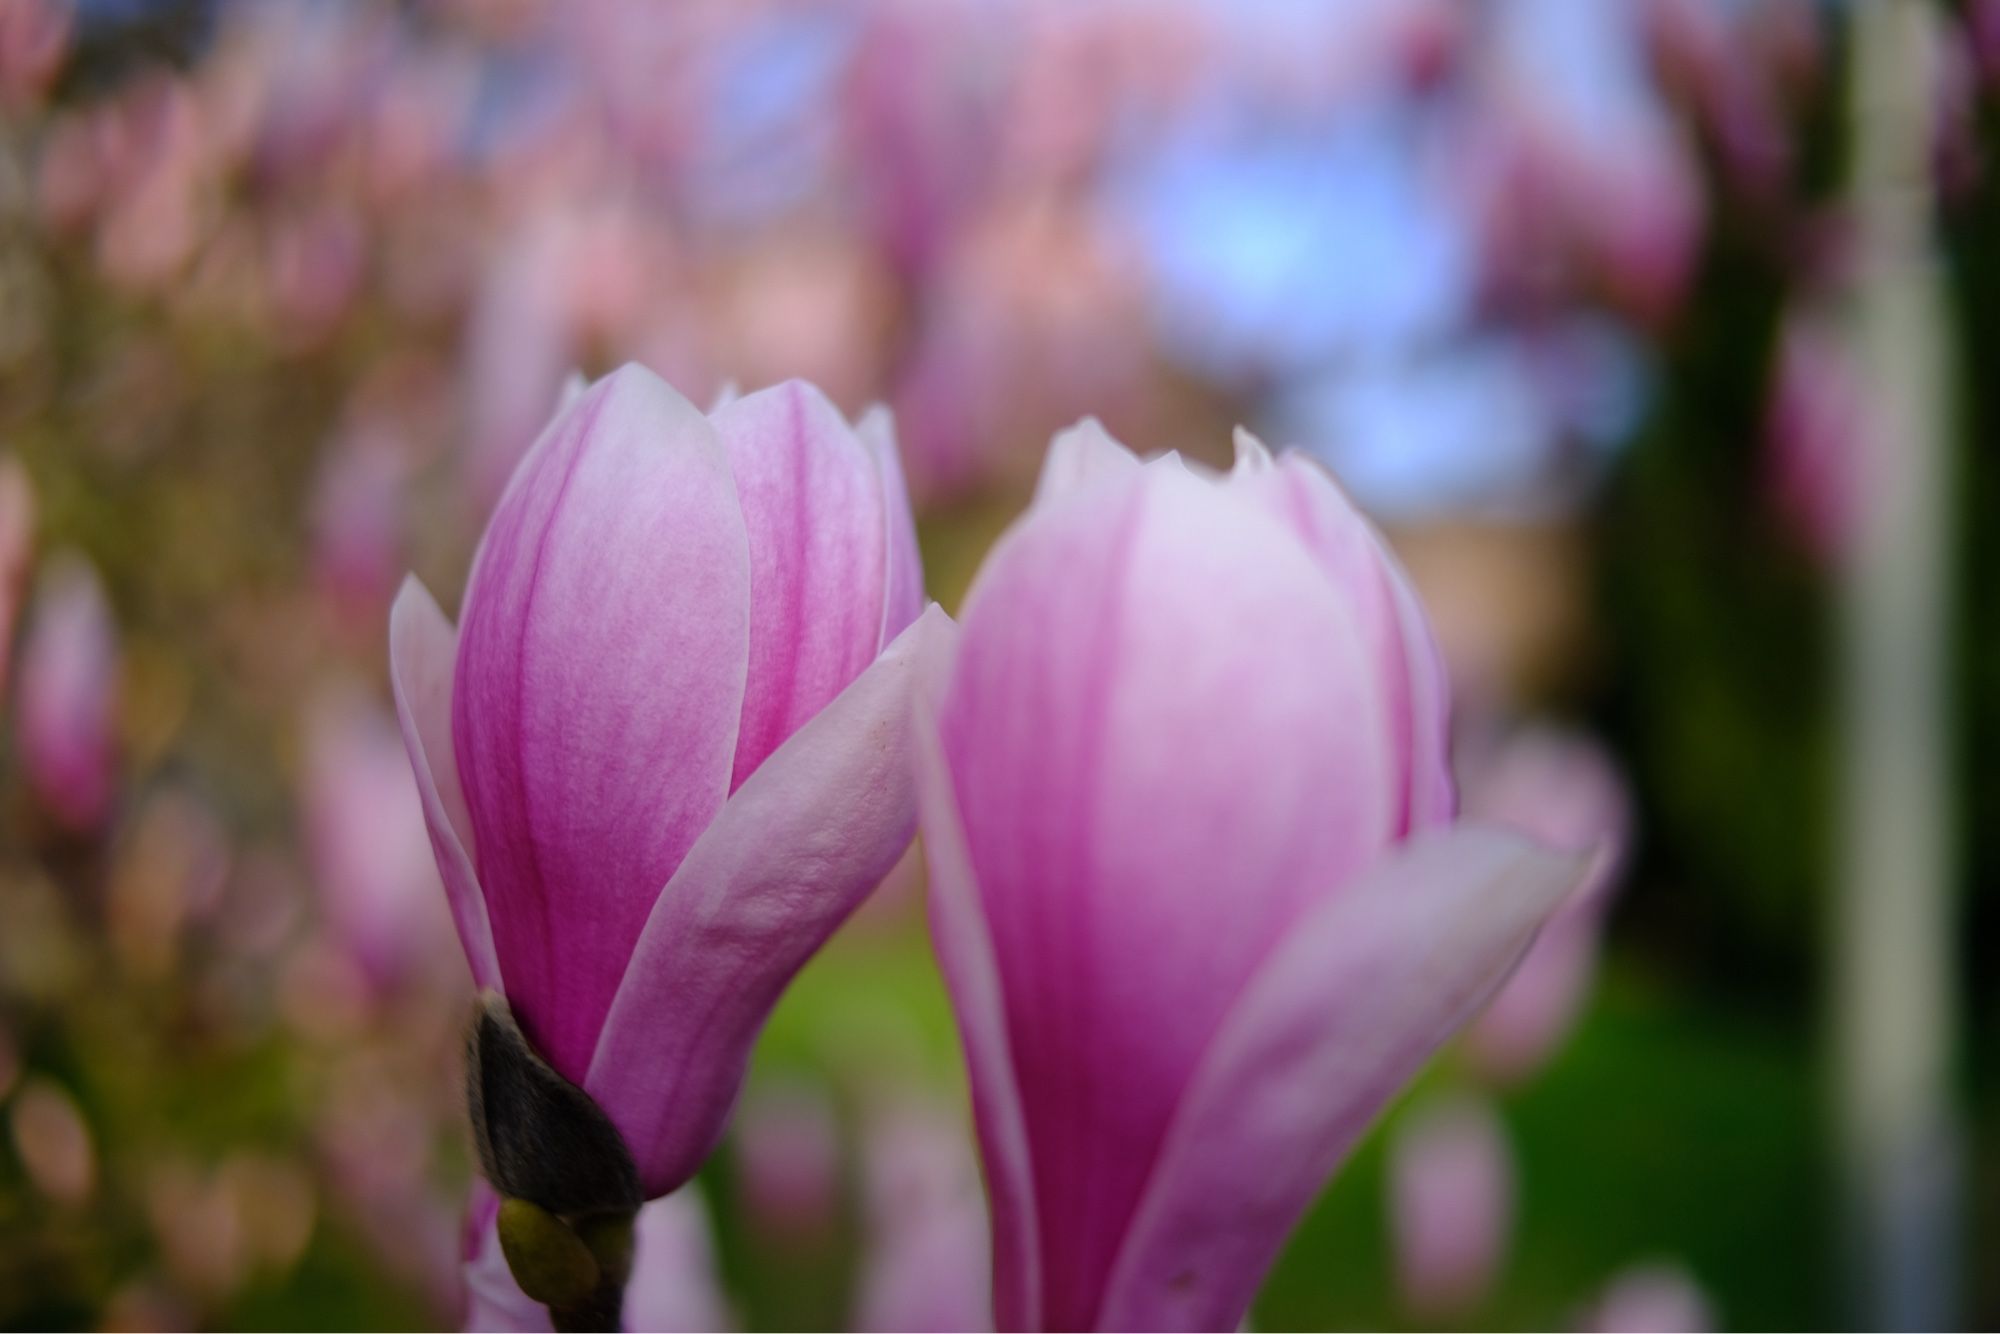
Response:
[918,423,1585,1331]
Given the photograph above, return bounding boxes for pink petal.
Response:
[916,638,1039,1331]
[1227,445,1455,834]
[388,578,498,991]
[939,462,1393,1328]
[1097,826,1584,1332]
[1031,417,1142,506]
[453,365,752,1081]
[586,606,952,1197]
[856,404,925,652]
[711,381,890,791]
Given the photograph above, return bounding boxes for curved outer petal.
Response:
[1096,825,1585,1332]
[1226,443,1455,834]
[857,404,925,652]
[453,364,751,1081]
[711,381,889,790]
[940,462,1393,1329]
[586,606,954,1197]
[1032,417,1142,507]
[916,632,1038,1331]
[461,1183,731,1333]
[389,577,499,990]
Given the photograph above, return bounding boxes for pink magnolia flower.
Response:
[916,423,1584,1331]
[16,554,118,833]
[463,1181,733,1333]
[389,363,939,1202]
[1385,1094,1515,1318]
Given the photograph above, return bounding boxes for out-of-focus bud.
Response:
[309,427,409,627]
[1386,1094,1515,1319]
[1764,310,1859,565]
[300,684,448,991]
[0,0,70,113]
[0,456,34,697]
[16,553,118,833]
[1586,1260,1715,1333]
[732,1080,842,1241]
[11,1077,95,1206]
[1460,726,1632,1083]
[852,1097,992,1334]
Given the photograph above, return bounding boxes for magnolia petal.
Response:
[712,382,891,790]
[857,404,925,653]
[916,628,1040,1333]
[387,577,499,991]
[1381,548,1456,829]
[1097,826,1585,1332]
[1229,452,1455,834]
[1230,426,1276,477]
[453,364,752,1081]
[586,606,953,1197]
[1031,417,1141,506]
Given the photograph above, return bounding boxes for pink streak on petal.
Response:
[712,381,889,791]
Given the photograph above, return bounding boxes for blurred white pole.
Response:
[1836,2,1960,1329]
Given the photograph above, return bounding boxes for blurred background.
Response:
[0,0,1992,1328]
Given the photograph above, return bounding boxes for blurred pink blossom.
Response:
[300,685,452,992]
[1386,1094,1515,1318]
[732,1081,843,1241]
[1460,726,1633,1083]
[1765,309,1860,563]
[0,0,68,113]
[852,1097,992,1334]
[11,1077,95,1206]
[0,457,34,698]
[1587,1260,1716,1333]
[16,554,118,832]
[309,425,409,623]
